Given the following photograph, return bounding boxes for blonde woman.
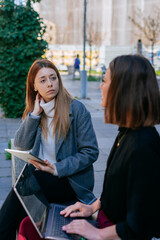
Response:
[0,59,99,240]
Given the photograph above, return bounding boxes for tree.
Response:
[129,6,160,65]
[86,21,105,75]
[0,0,48,118]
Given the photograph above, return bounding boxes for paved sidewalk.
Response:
[0,74,160,208]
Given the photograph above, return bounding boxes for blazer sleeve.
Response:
[116,146,160,239]
[14,113,41,150]
[55,104,99,177]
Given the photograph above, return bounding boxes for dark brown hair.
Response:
[105,55,160,128]
[23,59,73,140]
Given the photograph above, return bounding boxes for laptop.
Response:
[14,164,97,240]
[5,149,46,165]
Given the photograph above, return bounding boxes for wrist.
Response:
[97,229,104,240]
[91,198,101,213]
[32,110,40,116]
[98,225,118,240]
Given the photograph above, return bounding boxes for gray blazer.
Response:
[14,99,99,204]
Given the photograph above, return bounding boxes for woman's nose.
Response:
[47,79,52,87]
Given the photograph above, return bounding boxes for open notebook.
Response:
[14,164,97,240]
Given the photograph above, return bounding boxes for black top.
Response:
[100,126,160,240]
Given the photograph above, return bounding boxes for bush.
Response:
[88,75,101,82]
[6,140,11,160]
[156,70,160,76]
[0,0,48,118]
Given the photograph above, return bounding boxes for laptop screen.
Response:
[14,165,49,237]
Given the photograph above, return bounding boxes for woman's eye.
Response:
[41,79,45,83]
[51,77,56,80]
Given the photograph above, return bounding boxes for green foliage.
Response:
[156,70,160,76]
[88,70,102,75]
[88,75,101,82]
[0,0,48,118]
[6,139,11,160]
[74,75,100,81]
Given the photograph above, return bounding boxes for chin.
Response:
[101,102,105,107]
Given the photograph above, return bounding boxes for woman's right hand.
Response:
[60,201,94,218]
[32,93,43,116]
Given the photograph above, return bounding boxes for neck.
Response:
[40,98,55,118]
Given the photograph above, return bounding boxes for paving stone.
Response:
[0,159,12,168]
[0,167,11,177]
[0,142,8,153]
[0,153,7,161]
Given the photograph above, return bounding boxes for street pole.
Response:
[151,42,154,66]
[81,0,87,98]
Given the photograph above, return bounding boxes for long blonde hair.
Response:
[23,59,73,140]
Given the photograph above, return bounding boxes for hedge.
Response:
[0,0,48,118]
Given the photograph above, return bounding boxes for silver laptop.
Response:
[14,164,96,240]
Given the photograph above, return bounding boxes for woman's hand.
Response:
[60,201,94,218]
[63,221,119,240]
[32,93,43,116]
[29,159,55,175]
[62,219,101,240]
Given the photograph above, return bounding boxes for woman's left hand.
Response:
[29,159,55,175]
[62,219,101,240]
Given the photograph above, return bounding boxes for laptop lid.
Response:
[14,165,80,240]
[14,164,50,238]
[14,165,96,239]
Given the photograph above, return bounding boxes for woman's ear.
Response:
[34,84,37,92]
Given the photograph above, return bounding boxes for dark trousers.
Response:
[0,170,77,240]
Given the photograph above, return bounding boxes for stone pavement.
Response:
[0,74,160,209]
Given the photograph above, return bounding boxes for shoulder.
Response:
[128,127,160,164]
[70,99,89,116]
[130,127,160,148]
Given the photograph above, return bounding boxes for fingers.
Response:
[44,160,55,169]
[32,93,43,116]
[62,220,98,240]
[60,205,77,217]
[62,220,89,236]
[29,159,55,175]
[29,160,42,170]
[60,202,83,218]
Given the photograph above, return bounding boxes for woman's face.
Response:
[34,67,59,102]
[100,68,111,107]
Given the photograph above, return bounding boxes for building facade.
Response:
[34,0,160,67]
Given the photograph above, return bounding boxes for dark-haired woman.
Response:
[61,55,160,240]
[0,59,99,240]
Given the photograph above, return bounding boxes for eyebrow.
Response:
[39,74,56,79]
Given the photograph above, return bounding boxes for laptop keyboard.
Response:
[47,204,87,240]
[51,206,75,239]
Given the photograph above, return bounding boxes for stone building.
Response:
[34,0,160,67]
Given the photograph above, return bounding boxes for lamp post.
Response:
[81,0,87,98]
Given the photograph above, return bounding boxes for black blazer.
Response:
[101,126,160,240]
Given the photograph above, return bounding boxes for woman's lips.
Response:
[47,90,55,93]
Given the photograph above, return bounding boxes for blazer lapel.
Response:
[55,130,64,157]
[55,106,74,157]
